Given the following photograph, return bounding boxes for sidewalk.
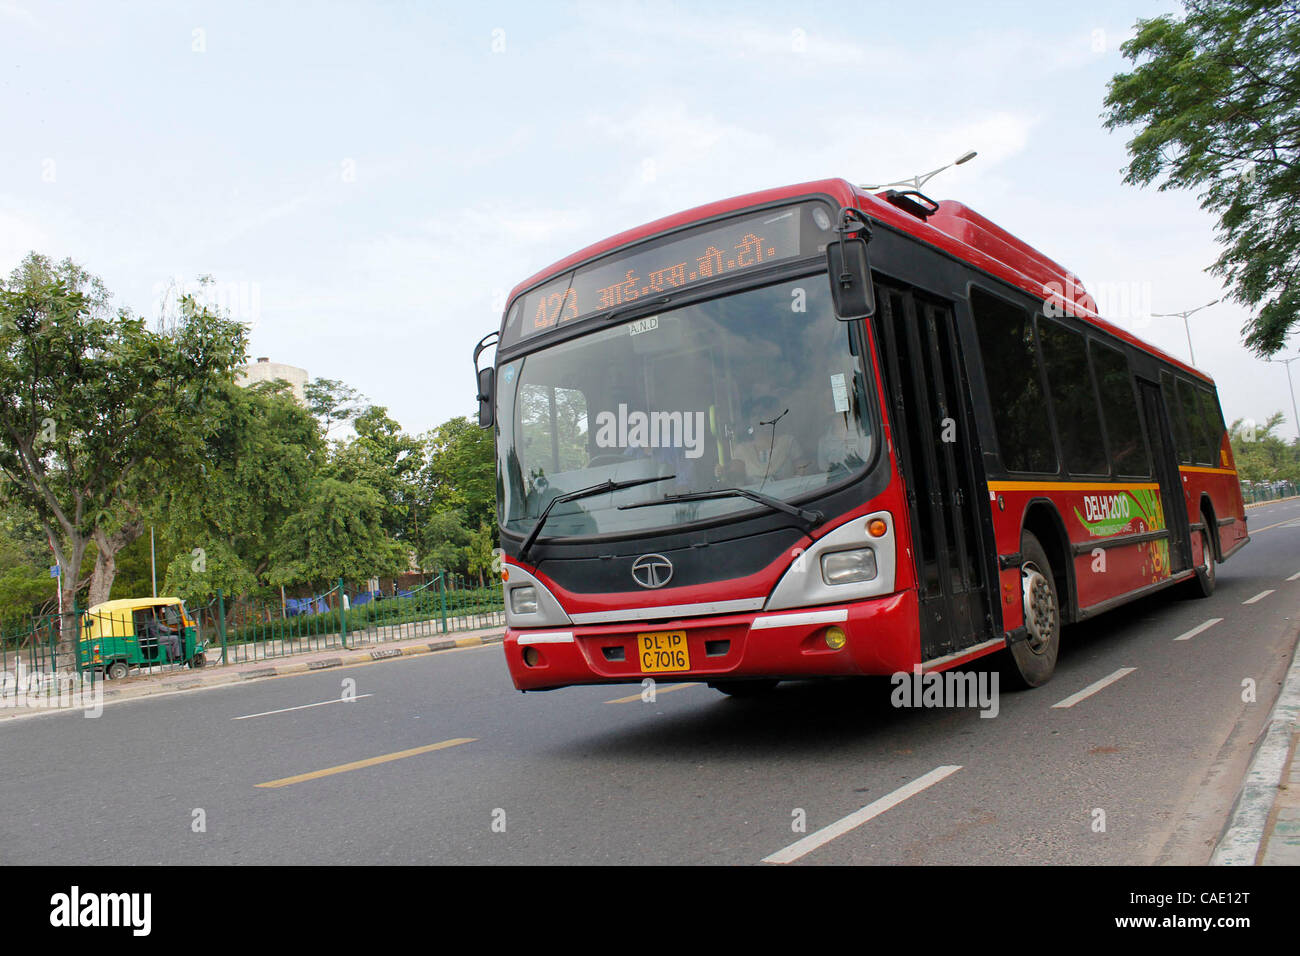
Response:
[1212,629,1300,865]
[0,623,506,720]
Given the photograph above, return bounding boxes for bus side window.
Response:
[1160,371,1190,465]
[1037,316,1108,477]
[1176,377,1214,465]
[1090,341,1153,479]
[970,289,1057,474]
[1198,386,1227,464]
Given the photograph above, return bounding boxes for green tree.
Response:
[464,520,497,588]
[419,510,470,573]
[422,415,496,530]
[0,255,246,657]
[1102,1,1300,353]
[156,379,323,590]
[332,405,425,542]
[304,378,366,434]
[0,521,54,626]
[267,477,407,590]
[1230,412,1300,482]
[161,537,258,606]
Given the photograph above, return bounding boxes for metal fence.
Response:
[1,573,504,698]
[0,613,61,691]
[194,573,504,666]
[1241,481,1299,505]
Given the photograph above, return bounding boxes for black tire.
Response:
[106,660,129,681]
[1002,531,1060,689]
[1187,526,1216,598]
[708,679,779,698]
[188,652,208,669]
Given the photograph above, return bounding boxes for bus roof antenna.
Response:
[862,149,978,191]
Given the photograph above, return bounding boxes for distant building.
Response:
[237,357,308,404]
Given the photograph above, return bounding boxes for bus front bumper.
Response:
[504,590,920,691]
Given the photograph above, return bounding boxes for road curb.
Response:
[0,631,505,720]
[1245,495,1299,510]
[1211,634,1300,865]
[218,632,505,682]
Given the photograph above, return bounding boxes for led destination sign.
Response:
[504,201,832,345]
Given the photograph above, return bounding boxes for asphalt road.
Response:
[4,499,1299,865]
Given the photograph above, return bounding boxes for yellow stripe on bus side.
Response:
[1178,465,1238,476]
[986,481,1160,493]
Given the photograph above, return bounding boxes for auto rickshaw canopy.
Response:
[81,597,193,643]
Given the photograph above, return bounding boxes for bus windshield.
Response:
[496,275,878,541]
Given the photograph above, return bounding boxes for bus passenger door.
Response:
[1137,379,1191,574]
[875,282,994,661]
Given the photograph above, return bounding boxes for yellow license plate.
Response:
[637,631,690,673]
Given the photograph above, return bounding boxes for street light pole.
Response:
[1151,299,1219,366]
[861,150,978,191]
[1267,354,1300,442]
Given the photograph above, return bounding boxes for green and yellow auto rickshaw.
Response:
[80,597,207,679]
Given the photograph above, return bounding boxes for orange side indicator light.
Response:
[867,518,888,538]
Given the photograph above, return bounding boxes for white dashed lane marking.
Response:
[1173,618,1223,642]
[1051,667,1137,709]
[762,765,962,864]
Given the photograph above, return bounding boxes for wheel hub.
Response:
[1021,564,1056,653]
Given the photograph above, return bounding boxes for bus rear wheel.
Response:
[709,679,779,698]
[1003,532,1060,689]
[1187,527,1216,598]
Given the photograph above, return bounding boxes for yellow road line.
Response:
[255,737,476,788]
[1251,516,1300,534]
[605,682,697,704]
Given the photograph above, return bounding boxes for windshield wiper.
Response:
[619,487,824,530]
[518,474,676,562]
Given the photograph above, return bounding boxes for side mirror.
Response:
[826,237,876,320]
[476,366,495,428]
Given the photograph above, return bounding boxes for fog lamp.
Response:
[824,626,847,650]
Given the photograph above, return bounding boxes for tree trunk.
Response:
[88,521,145,608]
[51,536,88,674]
[87,547,117,609]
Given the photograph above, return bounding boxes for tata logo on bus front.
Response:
[1082,493,1132,523]
[631,554,674,589]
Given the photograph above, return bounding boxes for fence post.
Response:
[437,573,449,634]
[52,613,62,680]
[339,578,348,648]
[73,598,85,681]
[216,588,228,665]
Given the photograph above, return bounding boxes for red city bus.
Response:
[472,178,1248,694]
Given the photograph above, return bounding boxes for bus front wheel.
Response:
[1004,532,1060,689]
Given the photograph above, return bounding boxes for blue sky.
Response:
[3,0,1294,438]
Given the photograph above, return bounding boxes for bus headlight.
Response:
[509,586,539,615]
[821,549,877,586]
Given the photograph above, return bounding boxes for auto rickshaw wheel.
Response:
[189,652,208,669]
[106,660,129,681]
